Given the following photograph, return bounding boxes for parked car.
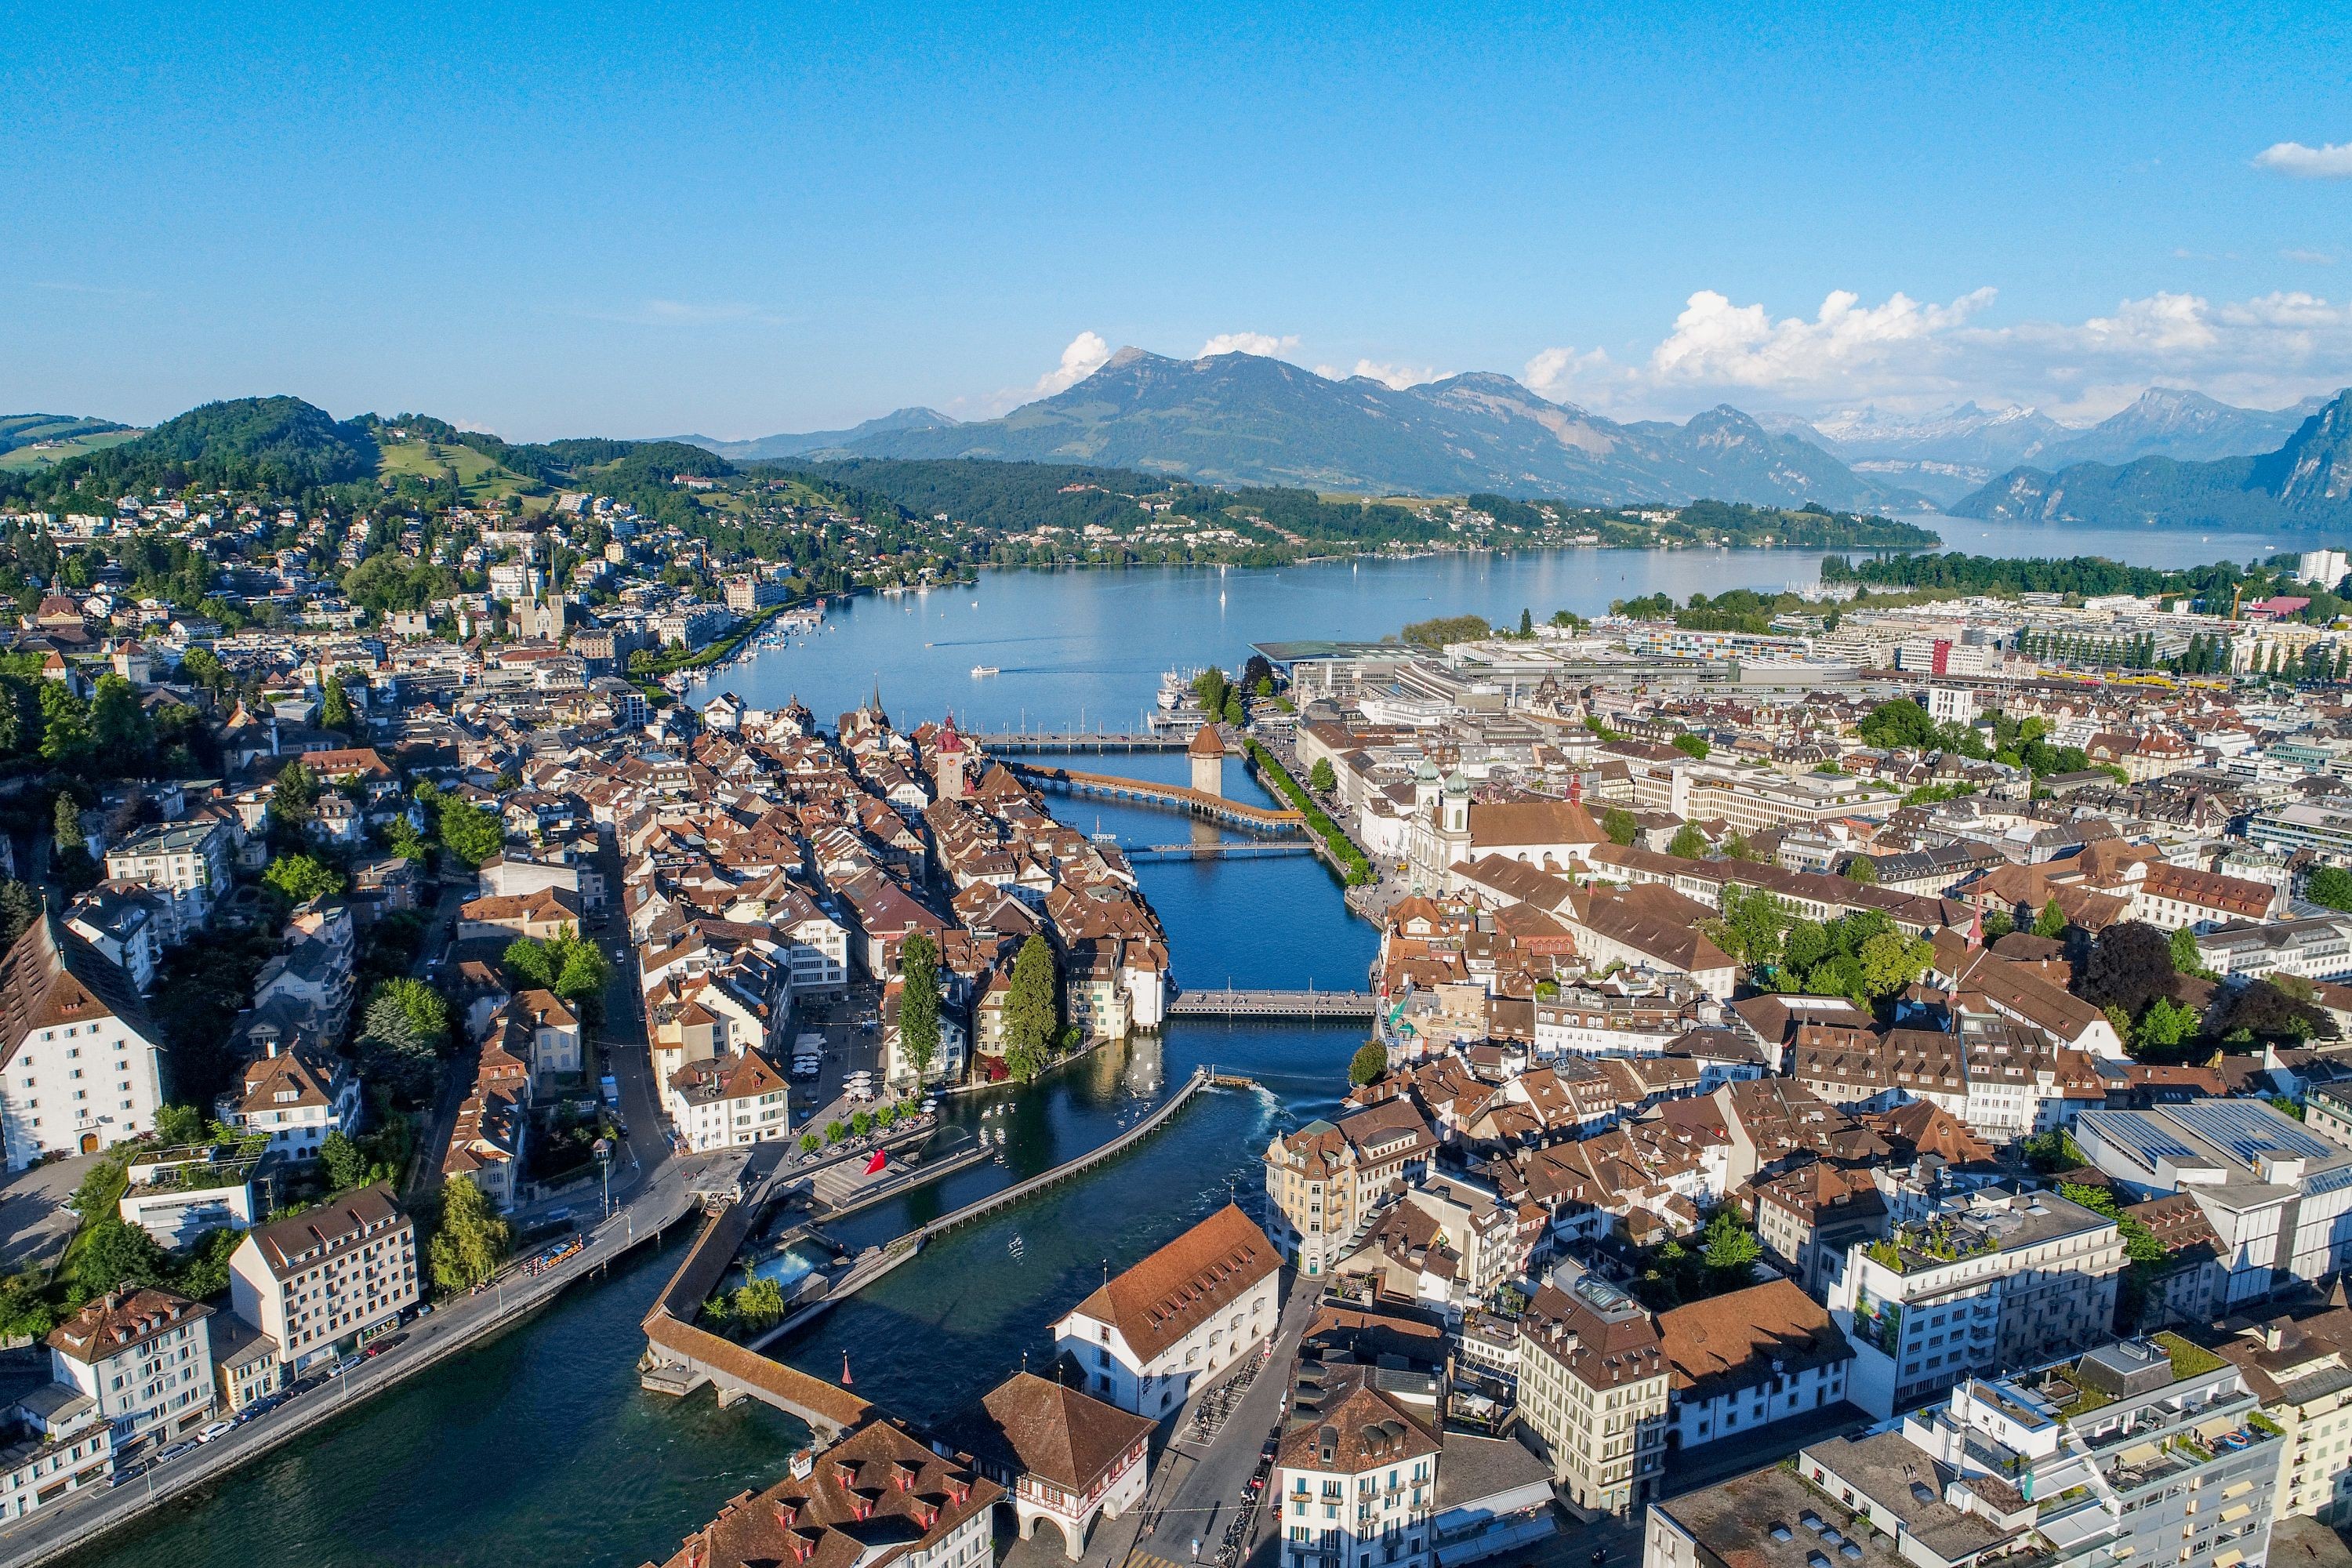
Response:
[198,1421,233,1443]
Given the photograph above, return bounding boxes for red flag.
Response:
[866,1149,887,1175]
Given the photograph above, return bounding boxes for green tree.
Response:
[436,798,506,865]
[1713,885,1791,969]
[1602,807,1639,847]
[263,853,347,903]
[2307,866,2352,913]
[1843,855,1878,885]
[1308,757,1337,793]
[2135,997,2199,1052]
[2034,899,2069,938]
[1666,823,1708,859]
[379,977,452,1047]
[154,1102,205,1147]
[320,1130,370,1192]
[1002,935,1060,1083]
[319,674,354,731]
[173,1225,244,1301]
[0,877,38,946]
[1671,732,1710,760]
[272,760,320,833]
[178,645,224,692]
[428,1174,510,1292]
[358,988,439,1101]
[825,1119,848,1143]
[1700,1210,1761,1275]
[75,1218,168,1294]
[51,799,82,860]
[1348,1039,1388,1087]
[898,932,941,1080]
[1518,608,1534,637]
[1981,908,2016,943]
[799,1132,821,1155]
[1857,929,1933,1000]
[89,675,151,769]
[37,683,94,768]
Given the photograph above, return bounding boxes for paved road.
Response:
[0,1140,723,1568]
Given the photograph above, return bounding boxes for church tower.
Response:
[1189,723,1225,797]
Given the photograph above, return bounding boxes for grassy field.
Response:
[376,437,543,506]
[0,427,141,470]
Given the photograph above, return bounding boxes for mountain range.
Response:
[1769,388,2335,506]
[665,406,959,463]
[688,348,1935,511]
[1950,388,2352,530]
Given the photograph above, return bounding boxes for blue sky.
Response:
[5,0,2350,437]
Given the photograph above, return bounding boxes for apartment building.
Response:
[228,1184,419,1374]
[1263,1099,1438,1276]
[1053,1203,1280,1417]
[101,820,231,942]
[2218,1302,2352,1526]
[1800,1337,2278,1568]
[1657,1279,1854,1450]
[1514,1269,1670,1515]
[1274,1382,1439,1568]
[45,1288,217,1450]
[1828,1185,2122,1417]
[0,914,169,1168]
[664,1048,791,1152]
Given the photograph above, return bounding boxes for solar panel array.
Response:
[2168,1099,2339,1167]
[2078,1110,2197,1170]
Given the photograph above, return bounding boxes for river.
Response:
[62,521,2276,1568]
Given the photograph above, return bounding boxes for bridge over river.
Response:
[1004,762,1304,833]
[637,1069,1232,1428]
[1166,987,1380,1020]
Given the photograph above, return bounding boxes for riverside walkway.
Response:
[1167,987,1380,1019]
[1006,762,1305,832]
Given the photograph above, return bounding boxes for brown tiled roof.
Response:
[1275,1382,1438,1475]
[952,1371,1155,1494]
[645,1417,1001,1568]
[245,1181,408,1278]
[0,913,154,1071]
[1069,1203,1276,1363]
[1657,1278,1851,1399]
[47,1287,211,1363]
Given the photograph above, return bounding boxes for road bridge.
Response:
[1167,988,1380,1020]
[1006,763,1305,833]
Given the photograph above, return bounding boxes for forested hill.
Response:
[32,397,382,498]
[1951,388,2352,529]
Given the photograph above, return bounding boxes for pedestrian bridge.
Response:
[1006,763,1305,833]
[1166,988,1380,1020]
[638,1176,873,1439]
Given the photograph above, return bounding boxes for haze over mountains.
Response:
[1949,387,2352,530]
[681,350,2343,518]
[688,347,1935,511]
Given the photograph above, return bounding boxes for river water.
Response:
[64,521,2278,1568]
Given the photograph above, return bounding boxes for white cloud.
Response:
[2285,248,2338,266]
[1197,332,1300,359]
[1551,285,2352,419]
[2256,141,2352,179]
[1647,287,1998,390]
[1314,358,1446,390]
[1032,331,1112,396]
[1521,346,1624,404]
